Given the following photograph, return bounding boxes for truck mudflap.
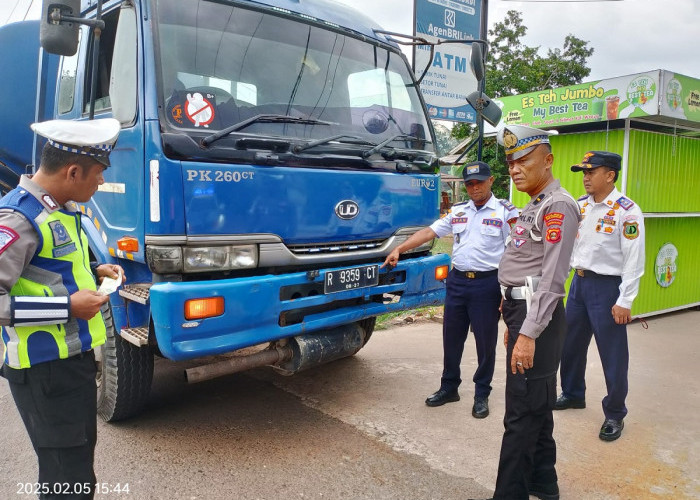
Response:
[150,253,450,360]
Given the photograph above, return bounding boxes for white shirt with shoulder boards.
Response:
[571,187,645,309]
[430,194,519,272]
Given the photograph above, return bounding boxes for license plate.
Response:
[324,264,379,294]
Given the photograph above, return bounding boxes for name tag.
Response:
[482,218,503,227]
[53,243,77,257]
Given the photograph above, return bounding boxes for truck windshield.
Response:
[154,0,434,153]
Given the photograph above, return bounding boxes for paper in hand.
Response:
[98,268,123,295]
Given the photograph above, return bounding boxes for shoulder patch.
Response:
[616,196,635,211]
[499,199,516,211]
[623,221,640,239]
[0,225,19,256]
[544,212,565,227]
[545,226,562,243]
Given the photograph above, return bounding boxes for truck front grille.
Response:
[287,239,385,255]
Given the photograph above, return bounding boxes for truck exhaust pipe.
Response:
[274,323,366,376]
[185,346,292,384]
[185,323,366,383]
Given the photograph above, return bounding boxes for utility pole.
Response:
[477,0,489,161]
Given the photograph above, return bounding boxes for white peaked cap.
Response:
[31,118,121,166]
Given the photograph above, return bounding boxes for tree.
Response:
[450,10,594,200]
[433,122,459,157]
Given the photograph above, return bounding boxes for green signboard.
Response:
[495,70,700,129]
[659,72,700,122]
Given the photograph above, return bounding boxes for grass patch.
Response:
[375,305,443,330]
[432,236,453,257]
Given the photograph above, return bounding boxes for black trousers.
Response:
[441,270,501,397]
[493,299,566,499]
[3,351,97,500]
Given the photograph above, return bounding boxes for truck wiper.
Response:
[361,134,418,158]
[292,134,374,153]
[395,156,439,173]
[201,114,333,147]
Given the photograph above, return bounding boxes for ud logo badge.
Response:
[335,200,359,220]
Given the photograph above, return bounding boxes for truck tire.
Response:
[357,316,376,347]
[96,302,153,422]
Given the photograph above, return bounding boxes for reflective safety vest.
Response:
[0,187,106,368]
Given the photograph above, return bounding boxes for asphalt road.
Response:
[1,309,698,500]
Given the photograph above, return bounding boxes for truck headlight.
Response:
[146,246,183,274]
[183,245,257,272]
[147,245,258,274]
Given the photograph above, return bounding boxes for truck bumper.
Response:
[150,253,449,360]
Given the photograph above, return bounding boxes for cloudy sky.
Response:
[2,0,698,82]
[335,0,700,82]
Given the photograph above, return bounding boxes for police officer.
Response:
[555,151,645,442]
[478,125,580,500]
[383,161,518,418]
[0,118,124,499]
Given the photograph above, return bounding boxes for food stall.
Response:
[496,70,700,317]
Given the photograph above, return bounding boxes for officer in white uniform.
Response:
[383,161,518,418]
[555,151,645,442]
[0,118,124,498]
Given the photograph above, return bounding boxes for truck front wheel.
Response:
[96,302,154,422]
[357,316,376,346]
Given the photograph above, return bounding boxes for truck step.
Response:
[119,284,151,304]
[119,327,149,347]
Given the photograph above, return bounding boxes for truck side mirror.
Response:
[466,91,502,127]
[409,123,426,151]
[110,5,138,125]
[470,42,484,83]
[40,0,81,56]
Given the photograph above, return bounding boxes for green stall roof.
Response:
[494,70,700,136]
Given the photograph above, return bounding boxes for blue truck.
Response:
[0,0,453,421]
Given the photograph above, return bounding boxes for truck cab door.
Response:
[58,4,145,264]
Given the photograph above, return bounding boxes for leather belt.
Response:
[455,269,498,279]
[575,269,620,279]
[500,285,527,300]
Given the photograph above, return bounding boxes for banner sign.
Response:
[659,72,700,123]
[494,70,700,129]
[655,243,678,288]
[414,0,483,123]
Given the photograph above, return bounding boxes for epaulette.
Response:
[452,201,469,207]
[577,194,588,202]
[499,199,516,211]
[616,196,635,211]
[533,193,546,205]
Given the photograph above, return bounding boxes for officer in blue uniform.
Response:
[383,161,518,418]
[555,151,645,442]
[0,118,124,499]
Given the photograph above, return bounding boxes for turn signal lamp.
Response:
[117,236,139,252]
[185,297,224,320]
[435,265,449,281]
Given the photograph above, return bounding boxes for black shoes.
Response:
[529,482,560,500]
[599,418,624,441]
[472,396,489,418]
[556,394,623,441]
[425,388,460,407]
[554,393,586,410]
